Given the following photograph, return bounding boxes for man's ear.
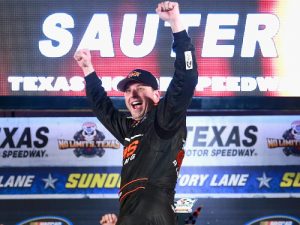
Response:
[153,90,161,104]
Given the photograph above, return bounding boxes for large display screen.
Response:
[0,0,299,97]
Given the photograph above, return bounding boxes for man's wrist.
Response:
[82,66,95,76]
[170,18,184,33]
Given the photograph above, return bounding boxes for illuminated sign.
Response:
[0,1,300,97]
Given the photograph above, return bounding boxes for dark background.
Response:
[1,198,300,225]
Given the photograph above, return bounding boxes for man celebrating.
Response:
[74,1,198,225]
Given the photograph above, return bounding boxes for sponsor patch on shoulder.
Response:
[184,51,193,70]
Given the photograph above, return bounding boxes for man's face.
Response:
[124,82,160,121]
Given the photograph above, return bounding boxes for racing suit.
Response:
[85,30,198,225]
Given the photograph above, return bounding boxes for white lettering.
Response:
[120,14,159,57]
[38,77,55,91]
[39,13,74,57]
[240,77,257,91]
[77,14,114,57]
[7,77,23,91]
[202,14,239,57]
[165,14,201,57]
[23,77,38,91]
[0,175,34,188]
[210,174,248,186]
[8,75,292,93]
[242,14,279,57]
[38,12,279,58]
[8,76,85,92]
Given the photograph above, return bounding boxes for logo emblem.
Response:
[246,215,300,225]
[17,216,73,225]
[267,120,300,156]
[58,122,120,157]
[128,71,141,78]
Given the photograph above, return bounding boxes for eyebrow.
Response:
[125,84,148,91]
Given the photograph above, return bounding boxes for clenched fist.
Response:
[74,49,95,76]
[100,213,118,225]
[156,1,184,33]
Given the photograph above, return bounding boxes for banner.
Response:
[0,166,300,199]
[0,117,123,167]
[1,115,300,167]
[1,116,300,199]
[1,0,300,97]
[177,166,300,198]
[184,115,300,166]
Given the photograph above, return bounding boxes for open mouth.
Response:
[131,101,142,109]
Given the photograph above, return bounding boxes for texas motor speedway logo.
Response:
[185,125,258,158]
[0,126,49,159]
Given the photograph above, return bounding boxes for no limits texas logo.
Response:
[58,122,120,157]
[267,120,300,156]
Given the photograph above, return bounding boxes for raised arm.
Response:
[155,1,198,132]
[156,1,184,33]
[74,50,129,144]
